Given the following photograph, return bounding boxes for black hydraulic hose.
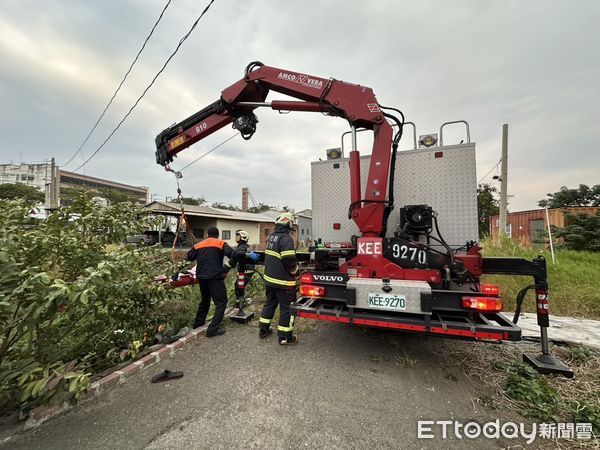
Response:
[412,231,455,269]
[512,285,535,324]
[433,214,452,253]
[380,110,404,237]
[244,61,264,79]
[379,105,406,126]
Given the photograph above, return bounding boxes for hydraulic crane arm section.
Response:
[155,62,395,236]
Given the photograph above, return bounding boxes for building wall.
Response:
[0,162,59,206]
[186,217,218,240]
[59,170,149,203]
[259,223,299,250]
[296,216,313,243]
[215,219,263,248]
[489,207,600,246]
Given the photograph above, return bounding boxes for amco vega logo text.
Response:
[277,72,323,89]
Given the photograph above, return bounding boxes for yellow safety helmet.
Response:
[275,212,295,227]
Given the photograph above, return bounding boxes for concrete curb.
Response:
[25,308,236,428]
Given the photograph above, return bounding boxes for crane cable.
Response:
[478,159,502,184]
[63,0,173,168]
[163,130,240,255]
[72,0,217,173]
[164,167,198,257]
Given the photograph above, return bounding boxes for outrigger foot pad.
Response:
[230,310,254,324]
[523,352,574,378]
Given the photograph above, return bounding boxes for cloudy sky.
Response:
[1,0,598,212]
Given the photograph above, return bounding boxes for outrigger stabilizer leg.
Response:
[483,256,573,377]
[230,258,254,324]
[522,280,574,377]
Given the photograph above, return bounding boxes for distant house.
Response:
[295,209,313,244]
[489,207,600,247]
[144,201,291,249]
[0,161,149,207]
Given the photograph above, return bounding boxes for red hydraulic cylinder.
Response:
[349,150,361,206]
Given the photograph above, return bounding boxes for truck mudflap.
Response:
[291,297,521,342]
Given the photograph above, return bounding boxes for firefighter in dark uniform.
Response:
[259,212,299,345]
[186,227,235,337]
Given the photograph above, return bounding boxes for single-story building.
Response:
[489,206,600,246]
[295,208,312,245]
[144,201,294,249]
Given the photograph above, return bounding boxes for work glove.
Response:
[247,251,260,262]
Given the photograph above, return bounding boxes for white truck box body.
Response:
[311,143,478,247]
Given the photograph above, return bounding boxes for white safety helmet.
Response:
[235,230,249,242]
[275,212,295,228]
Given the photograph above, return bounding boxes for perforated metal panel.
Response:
[311,143,478,246]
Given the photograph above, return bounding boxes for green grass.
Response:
[480,237,600,319]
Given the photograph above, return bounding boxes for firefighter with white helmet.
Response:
[259,212,299,345]
[223,229,251,274]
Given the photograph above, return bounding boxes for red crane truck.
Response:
[155,62,571,376]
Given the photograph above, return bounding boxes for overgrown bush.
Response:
[552,212,600,252]
[504,363,560,421]
[0,194,190,413]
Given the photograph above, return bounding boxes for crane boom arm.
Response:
[155,62,397,236]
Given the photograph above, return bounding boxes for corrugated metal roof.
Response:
[295,208,312,218]
[145,201,274,222]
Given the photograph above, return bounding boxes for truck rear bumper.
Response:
[291,297,521,342]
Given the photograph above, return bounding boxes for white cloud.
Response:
[0,0,598,214]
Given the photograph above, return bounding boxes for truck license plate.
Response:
[368,292,406,310]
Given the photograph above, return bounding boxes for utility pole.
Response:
[499,124,508,236]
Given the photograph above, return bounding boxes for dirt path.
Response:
[4,321,523,449]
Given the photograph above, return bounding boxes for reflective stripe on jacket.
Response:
[264,224,298,289]
[187,237,234,279]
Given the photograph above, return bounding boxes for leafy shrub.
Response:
[571,401,600,434]
[0,194,188,413]
[503,363,560,421]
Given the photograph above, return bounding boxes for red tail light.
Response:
[299,285,326,297]
[462,296,503,312]
[300,273,314,284]
[481,284,500,295]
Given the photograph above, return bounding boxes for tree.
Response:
[538,184,600,208]
[180,196,206,206]
[98,188,143,205]
[248,203,272,213]
[211,202,241,211]
[0,183,44,204]
[552,212,600,252]
[477,183,500,238]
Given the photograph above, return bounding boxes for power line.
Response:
[179,132,239,172]
[63,0,173,168]
[478,158,501,184]
[72,0,217,173]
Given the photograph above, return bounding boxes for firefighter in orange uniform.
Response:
[186,227,235,337]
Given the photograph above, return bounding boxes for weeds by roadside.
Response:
[480,236,600,319]
[448,341,599,446]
